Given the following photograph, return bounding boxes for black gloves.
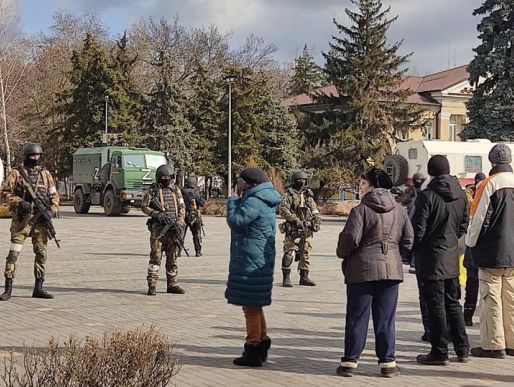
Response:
[17,200,32,215]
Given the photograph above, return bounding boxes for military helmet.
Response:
[156,164,175,180]
[185,176,198,188]
[22,143,43,159]
[412,172,426,181]
[291,171,308,181]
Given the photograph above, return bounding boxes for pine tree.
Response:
[218,66,300,178]
[58,33,142,173]
[109,32,142,140]
[141,46,194,172]
[288,45,325,95]
[310,0,420,185]
[187,61,224,177]
[465,0,514,140]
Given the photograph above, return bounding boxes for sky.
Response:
[18,0,484,75]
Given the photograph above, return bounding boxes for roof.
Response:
[416,65,469,93]
[284,64,469,108]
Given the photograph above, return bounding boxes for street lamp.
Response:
[104,95,109,137]
[226,76,235,197]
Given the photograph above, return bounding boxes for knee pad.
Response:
[282,253,294,268]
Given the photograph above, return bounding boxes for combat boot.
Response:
[0,279,13,301]
[32,279,54,299]
[282,269,293,288]
[167,285,185,294]
[299,269,316,286]
[147,284,156,296]
[195,251,202,257]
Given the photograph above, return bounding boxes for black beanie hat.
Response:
[239,167,270,185]
[427,155,450,176]
[364,168,393,189]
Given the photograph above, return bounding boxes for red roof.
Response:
[284,65,469,108]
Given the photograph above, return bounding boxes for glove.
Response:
[17,200,32,215]
[311,221,321,232]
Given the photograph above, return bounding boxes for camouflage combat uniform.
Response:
[141,184,186,291]
[1,165,60,281]
[279,186,321,285]
[182,186,205,257]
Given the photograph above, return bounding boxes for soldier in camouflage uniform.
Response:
[0,143,60,301]
[181,176,205,257]
[141,164,186,295]
[279,171,321,287]
[401,172,426,212]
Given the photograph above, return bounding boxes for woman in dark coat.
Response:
[226,167,281,367]
[336,168,413,378]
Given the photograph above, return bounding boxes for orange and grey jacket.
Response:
[466,164,514,268]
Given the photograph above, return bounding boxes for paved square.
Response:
[0,207,512,386]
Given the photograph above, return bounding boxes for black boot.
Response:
[233,343,263,367]
[0,279,13,301]
[282,269,293,288]
[195,251,202,257]
[299,269,316,286]
[261,338,271,362]
[147,284,156,296]
[32,279,54,299]
[463,306,475,327]
[167,285,185,294]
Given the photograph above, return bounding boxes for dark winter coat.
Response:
[466,164,514,268]
[411,175,469,281]
[225,182,282,307]
[336,188,414,284]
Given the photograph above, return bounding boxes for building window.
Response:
[424,120,435,140]
[464,155,482,173]
[449,114,465,141]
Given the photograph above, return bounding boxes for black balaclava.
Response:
[293,180,306,190]
[24,157,40,168]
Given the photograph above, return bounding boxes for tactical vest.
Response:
[182,188,197,211]
[286,188,307,213]
[16,166,49,203]
[156,186,179,219]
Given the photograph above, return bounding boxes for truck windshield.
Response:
[123,155,146,168]
[122,154,167,169]
[146,154,167,169]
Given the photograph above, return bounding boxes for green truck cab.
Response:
[72,146,167,216]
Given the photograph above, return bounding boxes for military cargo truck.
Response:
[72,146,167,216]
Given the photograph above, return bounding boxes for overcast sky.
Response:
[19,0,484,75]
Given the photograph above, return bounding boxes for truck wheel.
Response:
[384,155,409,186]
[74,189,91,214]
[104,190,122,216]
[121,206,130,214]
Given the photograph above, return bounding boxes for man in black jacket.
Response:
[411,155,470,365]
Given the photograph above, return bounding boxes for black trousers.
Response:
[342,281,399,364]
[421,278,469,358]
[416,275,430,336]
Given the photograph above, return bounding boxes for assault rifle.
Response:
[295,207,313,266]
[19,170,61,248]
[150,197,189,257]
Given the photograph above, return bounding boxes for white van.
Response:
[384,139,514,187]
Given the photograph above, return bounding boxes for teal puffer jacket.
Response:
[225,182,282,307]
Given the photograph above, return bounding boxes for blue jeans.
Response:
[342,281,400,363]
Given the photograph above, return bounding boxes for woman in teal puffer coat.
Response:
[226,167,281,367]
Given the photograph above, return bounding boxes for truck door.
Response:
[110,152,124,190]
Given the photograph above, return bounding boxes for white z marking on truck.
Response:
[142,170,152,180]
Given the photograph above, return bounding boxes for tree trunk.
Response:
[0,63,11,173]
